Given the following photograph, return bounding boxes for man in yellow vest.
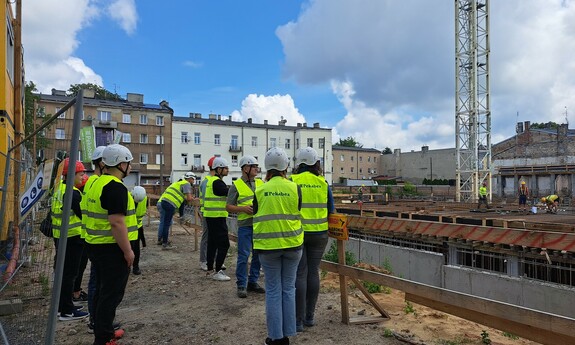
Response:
[84,144,137,345]
[156,171,196,249]
[478,181,489,210]
[199,156,216,271]
[291,147,335,332]
[541,194,559,213]
[518,180,529,214]
[226,155,265,297]
[51,157,89,321]
[131,186,148,275]
[205,157,230,281]
[253,147,303,345]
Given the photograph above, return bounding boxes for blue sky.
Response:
[21,0,575,152]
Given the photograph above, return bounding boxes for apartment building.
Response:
[34,89,173,187]
[332,145,382,183]
[172,114,333,184]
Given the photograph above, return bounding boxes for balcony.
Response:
[229,145,242,152]
[191,165,205,173]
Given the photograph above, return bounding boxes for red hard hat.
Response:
[207,156,216,168]
[62,158,86,175]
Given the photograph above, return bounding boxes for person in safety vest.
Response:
[226,155,265,297]
[205,157,231,281]
[131,186,148,275]
[291,147,335,332]
[477,181,489,210]
[541,195,559,214]
[51,157,89,321]
[253,147,303,345]
[156,171,196,250]
[85,144,136,345]
[199,156,216,271]
[518,180,529,214]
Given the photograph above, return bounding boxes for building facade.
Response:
[332,145,382,183]
[379,146,456,184]
[34,89,173,188]
[171,114,333,184]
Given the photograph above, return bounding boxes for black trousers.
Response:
[87,243,130,345]
[73,238,89,292]
[206,217,230,272]
[54,235,84,314]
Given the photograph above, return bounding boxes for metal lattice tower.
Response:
[455,0,491,203]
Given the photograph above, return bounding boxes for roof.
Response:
[172,116,332,132]
[34,93,171,113]
[332,145,382,153]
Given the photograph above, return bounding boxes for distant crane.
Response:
[455,0,491,203]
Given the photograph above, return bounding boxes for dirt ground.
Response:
[53,217,540,345]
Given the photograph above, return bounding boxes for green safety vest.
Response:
[159,180,190,208]
[291,172,328,232]
[80,174,99,238]
[51,182,82,239]
[204,176,228,218]
[479,186,487,197]
[253,176,303,250]
[135,196,147,228]
[233,178,263,221]
[84,175,138,244]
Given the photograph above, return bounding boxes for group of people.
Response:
[480,179,560,214]
[51,144,146,345]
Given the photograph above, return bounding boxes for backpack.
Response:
[39,210,53,237]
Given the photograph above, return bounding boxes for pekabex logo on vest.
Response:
[264,191,291,197]
[299,183,322,189]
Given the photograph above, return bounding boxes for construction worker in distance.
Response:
[518,180,529,214]
[357,184,365,202]
[477,181,489,210]
[156,171,196,250]
[131,186,148,275]
[51,157,89,321]
[84,144,136,345]
[205,157,231,281]
[541,195,559,214]
[291,147,335,332]
[226,155,265,297]
[199,156,217,271]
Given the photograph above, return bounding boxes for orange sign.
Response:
[328,214,348,240]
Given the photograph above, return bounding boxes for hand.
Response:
[124,249,135,268]
[244,205,253,215]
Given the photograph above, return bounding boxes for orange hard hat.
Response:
[62,158,85,175]
[207,156,216,168]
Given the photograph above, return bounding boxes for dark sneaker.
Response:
[265,337,289,345]
[132,267,142,275]
[247,282,265,293]
[87,321,121,334]
[296,320,304,332]
[303,318,315,327]
[72,290,88,302]
[237,287,247,298]
[162,242,176,250]
[59,310,89,321]
[156,239,162,245]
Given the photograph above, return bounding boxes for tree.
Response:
[382,147,392,154]
[530,122,560,130]
[24,81,51,154]
[67,83,123,101]
[337,136,363,148]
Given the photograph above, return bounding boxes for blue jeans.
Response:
[157,201,175,244]
[236,226,261,288]
[259,248,302,340]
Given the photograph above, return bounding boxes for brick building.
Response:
[331,145,381,183]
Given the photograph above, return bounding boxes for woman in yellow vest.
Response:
[291,147,335,332]
[84,144,137,345]
[253,147,303,345]
[51,157,89,321]
[131,186,148,275]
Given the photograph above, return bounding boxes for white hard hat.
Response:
[264,147,289,171]
[92,146,107,161]
[183,171,196,179]
[102,144,133,166]
[212,157,229,169]
[239,155,258,168]
[295,147,320,166]
[131,186,147,203]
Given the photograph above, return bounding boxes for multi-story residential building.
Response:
[331,145,381,183]
[34,89,173,188]
[172,114,333,184]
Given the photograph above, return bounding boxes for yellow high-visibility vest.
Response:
[159,180,190,208]
[291,172,328,232]
[233,178,263,221]
[51,182,82,238]
[204,177,228,218]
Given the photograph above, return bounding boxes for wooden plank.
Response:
[349,277,390,320]
[337,240,349,324]
[348,316,389,325]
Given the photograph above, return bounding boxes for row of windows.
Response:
[340,154,378,163]
[338,167,377,174]
[179,153,251,168]
[44,107,165,126]
[180,132,325,149]
[55,129,164,144]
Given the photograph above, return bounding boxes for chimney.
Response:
[313,122,320,128]
[195,113,202,119]
[127,93,144,103]
[228,115,232,121]
[524,121,530,132]
[264,120,268,125]
[516,122,524,134]
[83,89,95,99]
[297,123,302,128]
[422,145,429,153]
[209,113,216,120]
[393,148,401,156]
[247,118,252,124]
[51,88,67,96]
[217,114,221,120]
[303,122,307,127]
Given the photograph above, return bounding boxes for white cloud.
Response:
[230,94,306,126]
[107,0,138,36]
[183,60,203,68]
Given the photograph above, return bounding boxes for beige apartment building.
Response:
[332,145,382,183]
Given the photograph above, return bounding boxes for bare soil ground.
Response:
[53,217,540,345]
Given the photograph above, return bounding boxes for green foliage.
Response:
[403,300,415,314]
[423,178,450,185]
[381,257,393,274]
[336,136,363,148]
[320,269,328,279]
[361,281,382,293]
[382,328,394,337]
[502,332,518,340]
[382,147,392,154]
[39,273,50,296]
[67,83,124,101]
[480,330,491,344]
[530,121,560,130]
[402,182,418,196]
[323,241,357,266]
[381,286,392,294]
[24,81,51,154]
[369,186,378,193]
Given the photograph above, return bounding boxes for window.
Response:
[140,133,148,143]
[194,132,201,144]
[251,136,258,147]
[122,113,131,123]
[359,156,363,162]
[140,114,148,124]
[368,156,371,162]
[372,169,377,174]
[37,106,46,118]
[270,138,277,148]
[6,19,14,81]
[351,156,354,161]
[56,107,65,119]
[231,155,238,166]
[193,154,201,169]
[351,167,354,173]
[285,139,291,149]
[340,155,344,161]
[181,153,188,166]
[360,168,363,173]
[307,138,313,147]
[214,134,221,145]
[340,167,344,173]
[296,139,300,150]
[140,153,148,164]
[181,132,189,143]
[156,116,164,126]
[156,135,164,145]
[98,111,111,121]
[319,138,325,149]
[55,128,65,139]
[231,135,239,150]
[156,154,163,164]
[122,133,131,143]
[374,157,377,163]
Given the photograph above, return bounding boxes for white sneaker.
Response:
[212,270,230,281]
[200,262,208,271]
